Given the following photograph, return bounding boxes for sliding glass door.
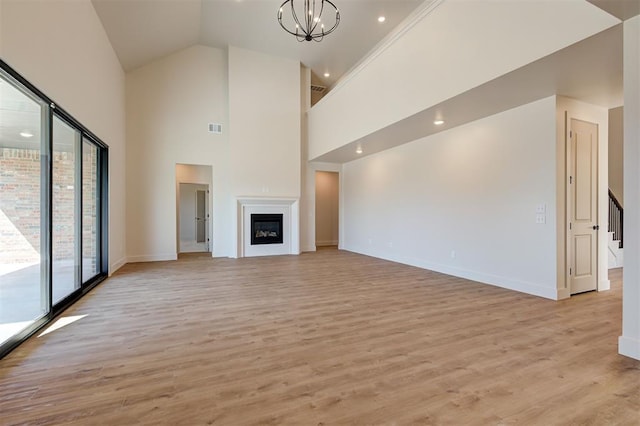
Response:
[52,116,81,304]
[0,74,49,346]
[0,61,108,357]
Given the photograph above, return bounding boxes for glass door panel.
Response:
[82,139,99,282]
[52,116,80,304]
[0,74,48,345]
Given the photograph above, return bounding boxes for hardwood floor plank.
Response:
[0,251,638,425]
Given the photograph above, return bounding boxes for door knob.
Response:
[593,225,599,230]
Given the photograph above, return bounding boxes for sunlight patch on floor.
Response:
[38,315,88,337]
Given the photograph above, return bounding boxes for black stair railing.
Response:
[608,189,623,248]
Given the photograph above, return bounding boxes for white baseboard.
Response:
[127,253,178,263]
[109,257,127,276]
[619,335,640,361]
[556,287,570,300]
[598,280,611,292]
[301,245,317,252]
[345,244,559,300]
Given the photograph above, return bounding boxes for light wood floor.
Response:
[1,250,638,425]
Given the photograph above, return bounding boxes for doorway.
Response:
[315,171,339,248]
[176,164,213,255]
[568,118,599,294]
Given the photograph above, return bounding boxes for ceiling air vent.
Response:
[208,123,222,134]
[311,85,326,93]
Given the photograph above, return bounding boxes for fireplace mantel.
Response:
[236,197,300,257]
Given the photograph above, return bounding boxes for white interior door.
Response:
[179,183,209,253]
[195,189,207,244]
[569,118,598,294]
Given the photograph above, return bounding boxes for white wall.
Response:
[620,15,640,361]
[176,163,214,186]
[0,1,3,52]
[0,0,127,274]
[343,97,559,299]
[315,171,339,246]
[228,46,301,257]
[126,45,230,261]
[300,66,313,252]
[228,47,300,197]
[308,0,618,160]
[609,107,624,205]
[126,45,302,261]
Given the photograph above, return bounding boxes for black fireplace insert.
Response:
[251,213,283,245]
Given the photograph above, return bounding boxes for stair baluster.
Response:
[608,189,623,248]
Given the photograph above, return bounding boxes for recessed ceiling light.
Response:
[20,131,34,138]
[356,146,363,154]
[324,72,330,78]
[378,16,386,23]
[434,120,444,126]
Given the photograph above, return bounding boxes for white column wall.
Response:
[228,47,301,197]
[228,46,301,257]
[620,15,640,361]
[300,66,313,252]
[608,107,624,205]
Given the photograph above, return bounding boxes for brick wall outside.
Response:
[0,148,41,263]
[82,145,98,274]
[0,147,97,265]
[53,149,75,260]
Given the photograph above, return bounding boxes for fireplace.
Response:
[251,214,283,245]
[237,197,299,257]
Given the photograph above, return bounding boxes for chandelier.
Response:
[277,0,340,42]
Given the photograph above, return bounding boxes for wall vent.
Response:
[208,123,222,134]
[310,84,326,93]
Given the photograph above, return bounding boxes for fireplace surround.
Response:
[237,197,300,257]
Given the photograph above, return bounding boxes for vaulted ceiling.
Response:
[91,0,424,88]
[90,0,639,94]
